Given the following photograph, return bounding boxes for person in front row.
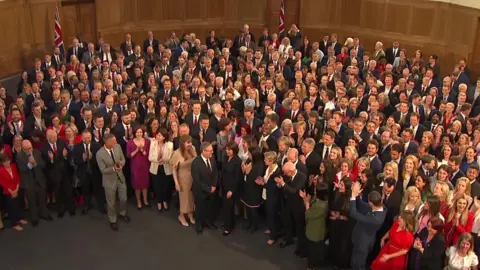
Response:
[16,139,52,227]
[0,153,28,231]
[349,181,386,270]
[96,133,131,231]
[274,162,307,256]
[300,181,328,270]
[191,141,218,235]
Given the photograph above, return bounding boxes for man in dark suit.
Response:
[191,142,218,234]
[275,162,307,256]
[467,165,480,198]
[259,123,278,153]
[257,27,272,47]
[67,38,85,62]
[16,140,53,227]
[456,103,472,134]
[196,116,217,144]
[349,183,386,270]
[143,31,159,54]
[120,33,135,57]
[239,105,263,137]
[379,130,392,164]
[42,129,75,217]
[73,130,104,214]
[384,41,400,64]
[184,101,206,137]
[315,130,337,162]
[407,113,427,143]
[366,140,383,177]
[368,177,401,264]
[402,129,419,156]
[300,138,321,177]
[449,156,465,186]
[90,114,108,146]
[284,97,302,122]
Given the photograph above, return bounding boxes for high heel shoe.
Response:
[178,216,189,227]
[137,204,143,210]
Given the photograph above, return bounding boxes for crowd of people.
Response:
[0,22,480,269]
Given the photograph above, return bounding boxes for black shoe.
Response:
[279,240,292,248]
[119,215,131,223]
[222,230,231,236]
[81,207,89,215]
[41,215,53,221]
[205,223,218,230]
[32,220,39,227]
[110,222,118,231]
[196,228,203,235]
[58,211,65,218]
[69,210,76,217]
[137,205,143,210]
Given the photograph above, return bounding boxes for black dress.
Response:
[328,192,354,269]
[241,160,264,208]
[407,228,445,270]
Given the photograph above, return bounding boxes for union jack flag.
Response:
[279,0,285,37]
[54,6,65,61]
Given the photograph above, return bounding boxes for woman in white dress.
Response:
[445,232,479,270]
[148,128,173,212]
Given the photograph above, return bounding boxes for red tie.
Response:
[52,144,57,155]
[292,111,296,120]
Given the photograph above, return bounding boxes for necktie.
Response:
[122,105,126,111]
[86,144,92,173]
[98,129,102,142]
[202,129,206,142]
[194,115,198,126]
[431,125,435,132]
[52,144,57,156]
[126,125,131,139]
[14,122,19,134]
[324,147,330,160]
[74,48,77,56]
[110,149,116,163]
[206,158,211,171]
[292,111,296,120]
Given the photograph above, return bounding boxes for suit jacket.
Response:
[305,151,321,177]
[120,41,136,56]
[379,189,401,236]
[143,39,159,53]
[41,140,68,182]
[385,47,400,64]
[350,198,386,248]
[96,144,126,189]
[148,141,173,175]
[67,47,85,62]
[404,141,419,156]
[16,150,47,189]
[184,113,207,136]
[72,141,101,182]
[81,51,96,65]
[282,171,307,211]
[191,155,218,197]
[450,170,465,187]
[369,156,383,177]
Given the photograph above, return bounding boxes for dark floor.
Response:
[0,203,335,270]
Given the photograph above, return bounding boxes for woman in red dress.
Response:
[0,153,28,231]
[371,211,416,270]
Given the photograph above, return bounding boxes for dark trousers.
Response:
[351,241,371,270]
[245,206,259,229]
[265,200,279,241]
[221,194,235,231]
[24,185,49,221]
[5,195,22,225]
[306,238,325,269]
[194,192,215,230]
[81,172,105,210]
[53,176,74,212]
[283,202,306,253]
[152,166,170,204]
[122,160,134,198]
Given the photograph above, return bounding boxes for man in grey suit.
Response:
[16,140,53,227]
[82,43,96,65]
[349,182,385,270]
[96,133,131,231]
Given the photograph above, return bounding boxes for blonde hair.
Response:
[454,177,472,196]
[435,182,451,202]
[344,146,359,160]
[448,194,470,227]
[401,186,422,212]
[384,161,399,182]
[264,151,277,163]
[402,155,419,180]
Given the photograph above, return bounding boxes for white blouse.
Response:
[446,246,479,270]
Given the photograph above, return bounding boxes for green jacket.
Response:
[305,198,328,242]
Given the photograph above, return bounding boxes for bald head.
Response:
[22,140,32,152]
[46,129,58,143]
[282,162,296,176]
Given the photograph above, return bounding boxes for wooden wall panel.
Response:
[207,0,225,19]
[300,0,480,79]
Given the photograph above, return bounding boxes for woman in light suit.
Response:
[149,128,173,212]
